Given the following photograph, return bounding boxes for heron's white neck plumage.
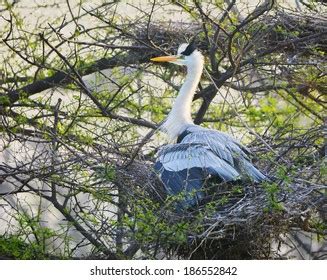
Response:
[161,51,204,140]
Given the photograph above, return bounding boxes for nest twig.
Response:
[169,181,325,259]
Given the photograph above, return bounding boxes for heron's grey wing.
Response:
[154,143,240,207]
[182,126,266,182]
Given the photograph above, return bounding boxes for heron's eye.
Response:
[180,55,185,60]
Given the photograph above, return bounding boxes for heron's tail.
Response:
[242,160,267,182]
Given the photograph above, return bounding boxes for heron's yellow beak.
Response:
[150,55,178,62]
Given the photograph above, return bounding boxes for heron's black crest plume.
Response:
[181,40,197,56]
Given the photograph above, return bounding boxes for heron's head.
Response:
[150,42,203,67]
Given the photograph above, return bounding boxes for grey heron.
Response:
[151,42,266,208]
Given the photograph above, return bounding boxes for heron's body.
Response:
[151,42,266,208]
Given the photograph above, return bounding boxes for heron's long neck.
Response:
[161,61,203,139]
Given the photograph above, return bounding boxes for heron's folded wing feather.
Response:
[155,143,240,189]
[182,128,250,163]
[154,143,240,207]
[180,127,266,182]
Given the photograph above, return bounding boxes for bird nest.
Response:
[133,11,327,58]
[171,181,326,259]
[119,159,327,259]
[120,162,326,259]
